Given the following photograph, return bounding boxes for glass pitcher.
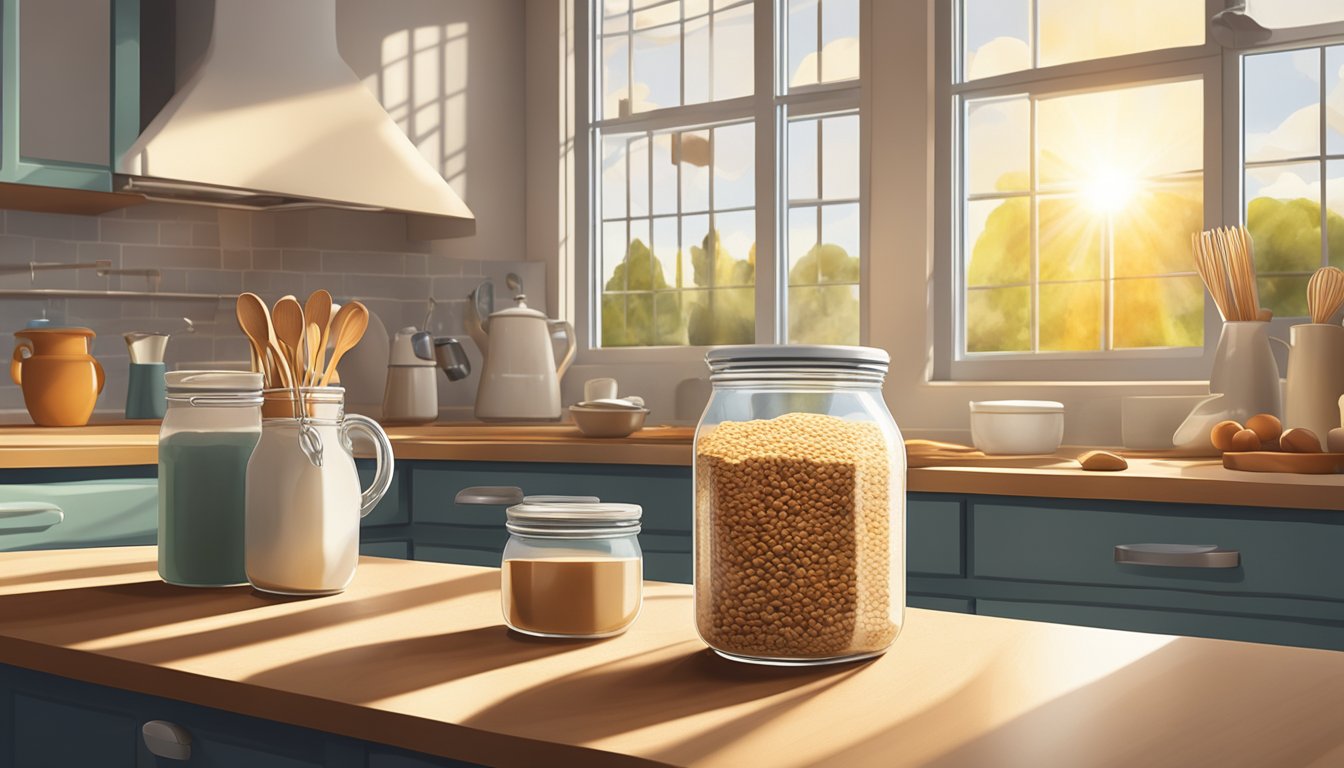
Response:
[245,387,393,596]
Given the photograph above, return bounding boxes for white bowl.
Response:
[570,405,648,438]
[970,400,1064,455]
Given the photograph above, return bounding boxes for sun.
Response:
[1083,168,1139,214]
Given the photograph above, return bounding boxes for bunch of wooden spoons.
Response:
[235,291,369,391]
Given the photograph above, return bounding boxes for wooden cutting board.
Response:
[1222,451,1344,474]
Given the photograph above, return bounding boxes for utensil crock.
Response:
[245,387,394,595]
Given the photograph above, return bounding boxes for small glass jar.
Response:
[694,345,906,665]
[245,387,394,596]
[501,500,644,638]
[158,371,263,587]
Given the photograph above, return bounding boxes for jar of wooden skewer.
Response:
[1191,225,1282,423]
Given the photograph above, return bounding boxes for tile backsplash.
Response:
[0,203,544,418]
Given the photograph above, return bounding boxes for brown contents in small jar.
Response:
[695,412,898,659]
[503,558,641,637]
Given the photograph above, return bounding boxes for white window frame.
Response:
[574,0,868,366]
[934,0,1228,382]
[1227,34,1344,295]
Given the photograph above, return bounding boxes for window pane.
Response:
[819,203,860,282]
[1114,275,1203,349]
[632,0,678,29]
[821,113,860,199]
[627,135,649,216]
[819,0,859,84]
[965,197,1028,287]
[601,136,627,219]
[713,122,755,210]
[685,16,710,105]
[679,130,711,213]
[708,210,755,286]
[1037,80,1202,189]
[1037,0,1203,69]
[1257,275,1312,319]
[1246,162,1322,275]
[788,205,819,283]
[1038,195,1101,282]
[682,214,710,286]
[651,132,678,216]
[686,287,755,345]
[963,0,1029,81]
[1039,282,1101,351]
[1244,48,1320,163]
[632,25,680,111]
[966,286,1030,352]
[602,221,629,289]
[1329,46,1344,155]
[788,118,818,201]
[1331,160,1344,269]
[966,96,1029,194]
[602,35,629,119]
[787,0,819,87]
[712,4,753,100]
[1113,178,1203,277]
[789,285,859,344]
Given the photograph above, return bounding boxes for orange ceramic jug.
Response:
[11,328,105,427]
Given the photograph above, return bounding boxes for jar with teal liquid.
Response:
[158,371,263,587]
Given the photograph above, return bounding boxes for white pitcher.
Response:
[1175,321,1282,448]
[1285,324,1344,448]
[245,387,393,595]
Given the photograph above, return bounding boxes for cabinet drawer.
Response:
[410,462,692,533]
[13,693,136,768]
[0,479,157,551]
[908,496,963,576]
[358,459,407,527]
[973,502,1344,601]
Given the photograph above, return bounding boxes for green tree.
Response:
[600,238,685,346]
[787,243,860,345]
[1247,197,1344,318]
[687,230,755,346]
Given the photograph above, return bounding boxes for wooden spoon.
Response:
[236,292,292,389]
[272,295,305,386]
[319,301,368,387]
[303,290,333,386]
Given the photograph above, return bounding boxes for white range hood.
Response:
[116,0,473,224]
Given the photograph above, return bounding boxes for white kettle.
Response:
[467,290,576,421]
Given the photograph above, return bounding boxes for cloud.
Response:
[1249,167,1344,216]
[1246,104,1320,162]
[790,37,859,87]
[965,36,1030,81]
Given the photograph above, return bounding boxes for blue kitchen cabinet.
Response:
[0,0,141,195]
[0,466,157,551]
[406,460,694,583]
[0,664,483,767]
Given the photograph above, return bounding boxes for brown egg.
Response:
[1229,429,1261,452]
[1245,413,1283,443]
[1280,428,1322,453]
[1209,420,1243,452]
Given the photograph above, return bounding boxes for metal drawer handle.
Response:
[0,503,63,534]
[1114,543,1240,568]
[142,720,191,760]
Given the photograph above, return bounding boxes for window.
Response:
[585,0,862,351]
[950,1,1213,376]
[1242,44,1344,319]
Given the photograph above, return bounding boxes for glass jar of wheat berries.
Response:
[693,345,905,665]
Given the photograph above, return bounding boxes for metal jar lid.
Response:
[705,344,890,377]
[166,370,264,392]
[505,501,642,539]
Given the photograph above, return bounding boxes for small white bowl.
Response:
[570,405,648,438]
[970,400,1064,455]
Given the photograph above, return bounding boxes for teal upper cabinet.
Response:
[0,0,138,193]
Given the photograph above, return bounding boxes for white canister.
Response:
[970,400,1065,455]
[246,387,394,596]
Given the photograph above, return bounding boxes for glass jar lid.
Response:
[506,500,642,539]
[166,371,263,405]
[705,344,890,380]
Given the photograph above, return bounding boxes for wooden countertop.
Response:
[2,547,1343,767]
[1,423,1340,511]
